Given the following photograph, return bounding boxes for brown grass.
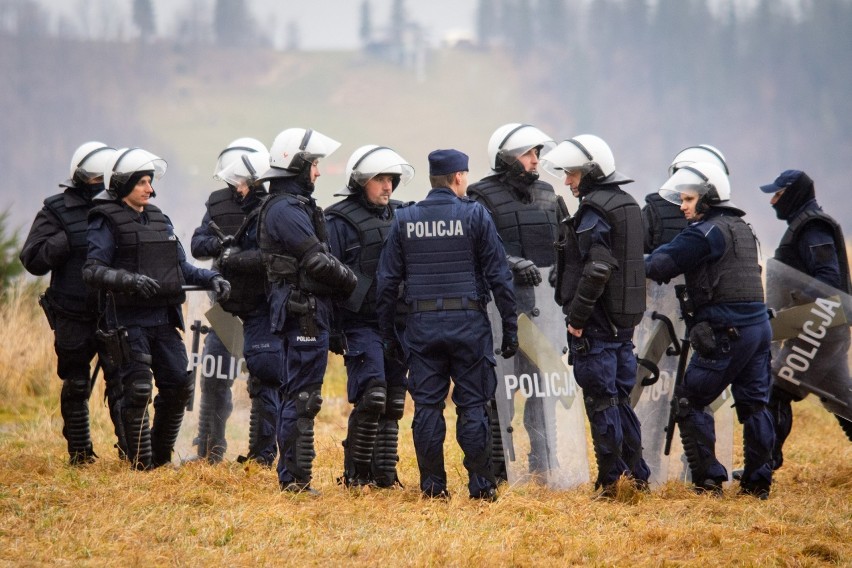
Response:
[1,281,851,566]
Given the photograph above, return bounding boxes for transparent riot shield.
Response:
[631,277,734,486]
[766,258,852,420]
[489,267,590,489]
[177,292,250,461]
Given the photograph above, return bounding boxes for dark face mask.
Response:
[771,173,815,221]
[86,181,105,198]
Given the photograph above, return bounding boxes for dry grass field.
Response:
[1,280,850,567]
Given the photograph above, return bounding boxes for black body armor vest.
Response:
[685,214,764,310]
[219,207,267,316]
[467,177,560,267]
[775,208,851,294]
[89,203,185,308]
[325,197,401,316]
[642,193,688,253]
[207,188,245,237]
[43,191,97,314]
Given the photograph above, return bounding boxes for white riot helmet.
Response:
[541,134,632,185]
[69,141,116,185]
[213,137,268,176]
[659,161,741,214]
[215,149,272,192]
[487,123,555,172]
[337,145,415,196]
[97,147,167,201]
[669,144,729,177]
[261,128,341,180]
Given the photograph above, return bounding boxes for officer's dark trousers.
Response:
[678,319,775,487]
[121,323,192,469]
[405,310,497,497]
[276,320,329,486]
[341,324,408,483]
[242,312,284,465]
[54,313,123,462]
[572,338,650,488]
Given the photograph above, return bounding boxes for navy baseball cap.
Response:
[759,169,804,193]
[428,149,469,176]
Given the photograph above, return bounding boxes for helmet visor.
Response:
[540,141,593,179]
[215,151,271,188]
[659,167,707,204]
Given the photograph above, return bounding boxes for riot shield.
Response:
[631,277,735,486]
[766,258,852,420]
[176,293,250,461]
[489,266,590,489]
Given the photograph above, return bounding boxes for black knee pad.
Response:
[356,383,387,416]
[384,386,406,421]
[62,375,92,402]
[295,383,323,419]
[583,394,619,416]
[125,373,153,407]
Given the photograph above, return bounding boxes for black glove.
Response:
[210,276,231,302]
[548,266,557,288]
[44,231,71,267]
[382,335,405,364]
[329,332,348,356]
[218,246,241,270]
[500,332,519,359]
[131,274,161,299]
[508,256,542,287]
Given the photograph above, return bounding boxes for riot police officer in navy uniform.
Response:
[327,145,414,488]
[257,128,357,494]
[83,148,231,470]
[467,123,560,481]
[758,170,852,466]
[541,134,651,497]
[20,141,125,464]
[646,161,775,498]
[376,149,518,500]
[190,138,283,465]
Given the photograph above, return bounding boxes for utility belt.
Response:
[95,326,152,369]
[38,292,94,328]
[410,297,484,313]
[689,320,741,358]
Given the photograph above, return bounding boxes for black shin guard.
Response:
[151,385,192,468]
[61,377,95,464]
[285,384,323,484]
[342,384,385,485]
[487,399,507,483]
[123,375,153,470]
[372,386,405,488]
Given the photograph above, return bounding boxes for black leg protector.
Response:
[372,385,406,488]
[61,376,96,464]
[206,377,234,464]
[583,395,621,489]
[837,414,852,444]
[285,383,323,484]
[151,383,193,468]
[193,381,214,461]
[767,386,796,470]
[341,382,386,486]
[122,372,154,470]
[103,370,127,460]
[676,401,725,492]
[241,375,278,466]
[487,398,508,484]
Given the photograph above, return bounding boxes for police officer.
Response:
[758,170,852,466]
[257,128,357,494]
[376,149,518,501]
[643,145,729,254]
[467,123,560,482]
[189,138,283,465]
[541,134,650,497]
[20,142,125,464]
[645,161,775,498]
[83,147,231,470]
[327,145,414,488]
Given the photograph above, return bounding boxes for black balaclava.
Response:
[576,172,597,197]
[773,171,815,221]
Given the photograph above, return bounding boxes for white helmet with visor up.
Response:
[261,128,341,180]
[487,123,555,172]
[214,137,268,176]
[96,147,167,201]
[337,145,415,196]
[658,161,739,214]
[215,149,272,192]
[669,144,729,177]
[69,141,116,185]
